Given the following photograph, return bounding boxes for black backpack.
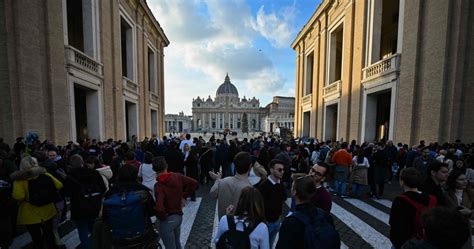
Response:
[28,174,59,206]
[69,175,104,218]
[291,209,341,249]
[216,215,256,249]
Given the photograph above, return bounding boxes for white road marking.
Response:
[345,198,390,225]
[62,229,81,248]
[331,202,392,249]
[179,198,202,246]
[373,198,393,209]
[210,202,219,249]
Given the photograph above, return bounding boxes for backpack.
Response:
[68,175,104,218]
[216,215,256,249]
[28,174,59,206]
[291,209,341,249]
[398,194,437,239]
[103,190,146,241]
[319,148,328,162]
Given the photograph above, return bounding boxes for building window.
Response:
[66,0,97,57]
[148,47,156,93]
[121,16,134,79]
[304,51,314,95]
[328,24,343,84]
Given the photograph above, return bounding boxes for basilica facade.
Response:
[192,74,261,132]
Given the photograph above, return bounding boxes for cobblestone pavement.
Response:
[17,177,455,249]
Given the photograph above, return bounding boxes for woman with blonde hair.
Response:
[11,156,63,249]
[214,186,269,249]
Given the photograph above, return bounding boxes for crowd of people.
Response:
[0,133,473,249]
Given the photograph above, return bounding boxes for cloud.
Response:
[148,0,218,42]
[250,5,296,48]
[244,69,285,93]
[149,0,297,113]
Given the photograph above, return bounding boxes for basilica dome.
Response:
[216,74,239,97]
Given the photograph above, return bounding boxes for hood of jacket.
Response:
[10,166,46,181]
[96,165,113,179]
[157,172,183,188]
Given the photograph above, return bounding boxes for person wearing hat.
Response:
[11,156,63,249]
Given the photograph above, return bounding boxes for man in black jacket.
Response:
[413,147,438,181]
[256,159,287,247]
[419,162,448,206]
[64,154,106,249]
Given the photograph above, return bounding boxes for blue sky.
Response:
[148,0,320,114]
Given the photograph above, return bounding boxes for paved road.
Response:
[11,179,473,249]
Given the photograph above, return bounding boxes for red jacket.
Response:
[155,172,198,220]
[332,149,352,166]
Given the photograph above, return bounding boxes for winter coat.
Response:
[445,188,474,218]
[64,167,106,220]
[374,149,389,184]
[184,154,199,182]
[155,172,198,220]
[11,167,63,225]
[276,203,336,249]
[351,156,369,185]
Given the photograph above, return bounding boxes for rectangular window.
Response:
[67,0,84,52]
[304,52,314,95]
[121,17,134,79]
[328,25,343,84]
[151,110,157,135]
[148,47,156,93]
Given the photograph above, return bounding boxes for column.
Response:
[208,112,212,131]
[397,0,405,53]
[368,0,383,65]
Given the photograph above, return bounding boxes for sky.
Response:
[148,0,320,114]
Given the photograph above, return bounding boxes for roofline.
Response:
[291,0,331,49]
[140,0,170,46]
[273,96,295,99]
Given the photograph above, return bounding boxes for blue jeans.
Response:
[334,165,349,195]
[74,219,95,249]
[159,214,183,249]
[351,183,365,197]
[267,220,281,247]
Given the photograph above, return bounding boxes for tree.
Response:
[241,113,249,134]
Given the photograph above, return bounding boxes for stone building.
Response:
[292,0,474,144]
[165,112,193,134]
[260,96,295,134]
[0,0,169,145]
[192,74,261,132]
